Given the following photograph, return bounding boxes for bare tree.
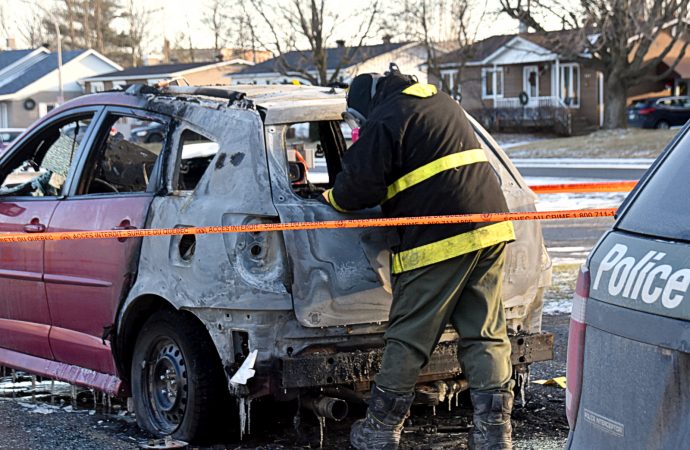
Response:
[18,9,46,48]
[0,2,9,44]
[121,0,155,67]
[246,0,382,86]
[203,0,231,55]
[234,0,260,62]
[500,0,690,128]
[392,0,486,94]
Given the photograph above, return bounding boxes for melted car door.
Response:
[266,121,394,328]
[0,110,99,360]
[44,108,167,374]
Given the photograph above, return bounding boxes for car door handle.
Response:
[112,220,137,242]
[23,219,46,233]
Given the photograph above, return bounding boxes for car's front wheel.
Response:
[131,310,228,442]
[656,120,670,129]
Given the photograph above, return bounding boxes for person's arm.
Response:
[322,119,397,212]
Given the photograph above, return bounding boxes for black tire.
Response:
[656,120,670,129]
[131,309,228,442]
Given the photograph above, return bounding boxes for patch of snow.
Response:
[543,299,573,315]
[515,158,654,168]
[17,402,62,415]
[548,246,590,253]
[550,257,587,266]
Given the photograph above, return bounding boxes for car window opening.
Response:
[0,114,94,197]
[286,120,348,199]
[176,129,219,191]
[81,115,164,195]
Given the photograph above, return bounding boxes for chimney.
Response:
[382,34,393,45]
[6,37,16,50]
[336,39,345,48]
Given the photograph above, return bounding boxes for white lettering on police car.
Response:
[593,244,689,309]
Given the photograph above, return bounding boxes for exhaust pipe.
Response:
[303,396,349,421]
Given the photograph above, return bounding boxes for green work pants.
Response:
[375,242,512,394]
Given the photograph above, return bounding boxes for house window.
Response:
[482,67,504,99]
[38,103,58,117]
[441,69,461,98]
[559,64,580,107]
[90,81,105,93]
[112,80,126,90]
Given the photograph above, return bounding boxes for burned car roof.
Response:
[43,84,348,127]
[160,84,348,125]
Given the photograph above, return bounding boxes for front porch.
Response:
[470,36,602,135]
[491,95,573,135]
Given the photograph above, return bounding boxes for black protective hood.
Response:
[346,69,417,126]
[347,73,381,119]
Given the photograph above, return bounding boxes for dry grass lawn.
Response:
[505,128,680,159]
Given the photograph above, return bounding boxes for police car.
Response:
[565,124,690,449]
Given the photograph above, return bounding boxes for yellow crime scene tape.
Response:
[0,181,632,243]
[0,208,618,243]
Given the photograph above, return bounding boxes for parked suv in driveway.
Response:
[0,84,552,442]
[627,95,690,129]
[565,122,690,449]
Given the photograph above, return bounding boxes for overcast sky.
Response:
[4,0,532,53]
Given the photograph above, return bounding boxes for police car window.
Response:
[285,121,346,199]
[0,115,94,197]
[79,115,164,195]
[176,129,219,191]
[618,130,690,241]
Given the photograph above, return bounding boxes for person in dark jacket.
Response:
[321,66,516,450]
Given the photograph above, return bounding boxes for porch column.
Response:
[555,58,560,104]
[493,63,498,104]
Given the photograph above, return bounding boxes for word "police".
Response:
[593,244,690,309]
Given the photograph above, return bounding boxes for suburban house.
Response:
[433,26,690,134]
[230,41,428,86]
[0,47,121,128]
[81,59,253,93]
[142,42,273,66]
[432,31,602,135]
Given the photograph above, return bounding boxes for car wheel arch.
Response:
[115,295,226,389]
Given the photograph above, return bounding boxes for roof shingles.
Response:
[92,61,221,79]
[0,50,86,95]
[237,42,408,75]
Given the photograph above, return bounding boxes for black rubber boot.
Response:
[350,384,415,450]
[469,390,514,450]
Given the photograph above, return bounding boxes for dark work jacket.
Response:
[330,74,512,271]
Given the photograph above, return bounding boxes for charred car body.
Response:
[0,84,552,441]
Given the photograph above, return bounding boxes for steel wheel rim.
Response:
[144,338,189,434]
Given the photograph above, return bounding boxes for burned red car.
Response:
[0,85,552,442]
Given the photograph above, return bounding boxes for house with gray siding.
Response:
[0,47,121,128]
[433,28,690,134]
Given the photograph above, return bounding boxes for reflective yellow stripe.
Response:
[391,221,515,274]
[384,149,487,202]
[327,188,349,213]
[402,83,438,98]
